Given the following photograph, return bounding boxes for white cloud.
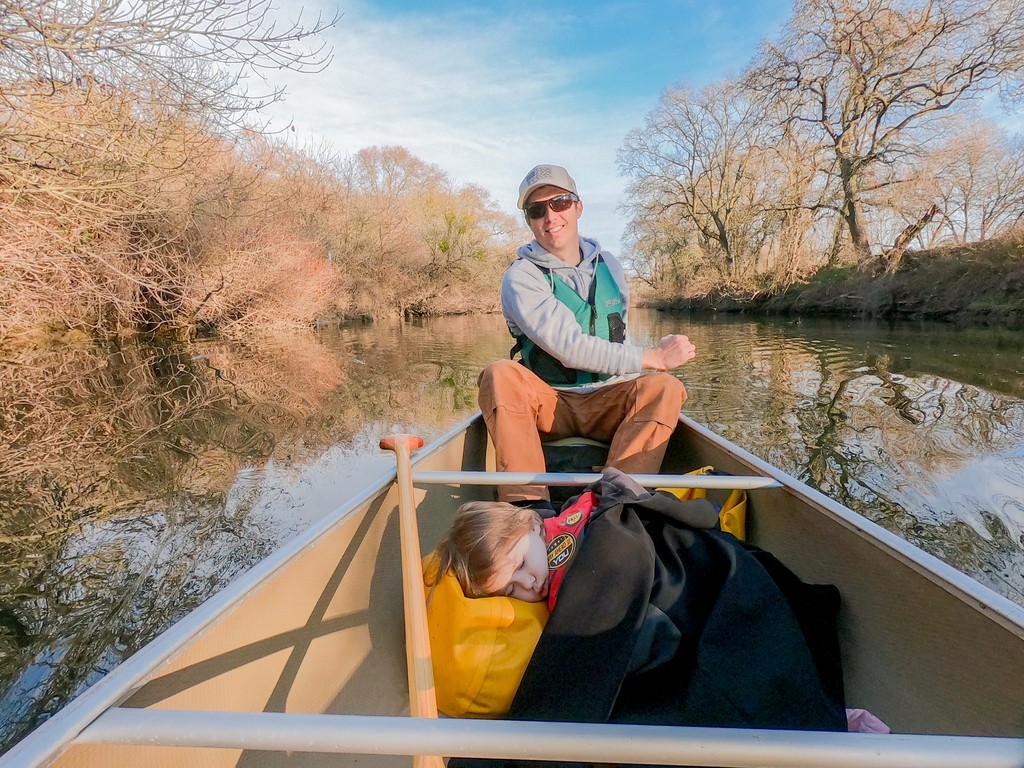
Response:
[261,0,649,253]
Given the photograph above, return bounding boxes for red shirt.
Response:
[543,491,597,610]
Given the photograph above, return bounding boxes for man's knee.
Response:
[479,360,524,394]
[479,360,536,413]
[634,372,688,414]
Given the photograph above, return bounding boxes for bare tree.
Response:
[620,81,754,277]
[0,1,340,341]
[748,0,1024,265]
[621,201,697,292]
[620,78,818,289]
[874,116,1024,253]
[928,120,1024,242]
[333,146,511,318]
[1,0,335,126]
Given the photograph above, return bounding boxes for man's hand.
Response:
[641,334,697,371]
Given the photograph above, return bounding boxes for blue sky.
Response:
[265,0,793,253]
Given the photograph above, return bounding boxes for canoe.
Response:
[3,413,1024,768]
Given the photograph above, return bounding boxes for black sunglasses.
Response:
[525,193,579,220]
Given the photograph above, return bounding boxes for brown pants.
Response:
[477,359,688,502]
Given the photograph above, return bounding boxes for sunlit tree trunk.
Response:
[839,157,871,258]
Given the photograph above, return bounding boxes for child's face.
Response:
[482,523,549,602]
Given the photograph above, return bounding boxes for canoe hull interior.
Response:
[26,416,1024,766]
[660,420,1024,739]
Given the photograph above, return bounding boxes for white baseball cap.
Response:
[517,164,578,209]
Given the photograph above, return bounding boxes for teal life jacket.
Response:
[511,255,626,386]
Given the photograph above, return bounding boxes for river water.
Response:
[1,310,1023,750]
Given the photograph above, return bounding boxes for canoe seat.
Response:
[541,436,610,473]
[542,436,610,505]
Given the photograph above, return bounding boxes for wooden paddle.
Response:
[379,434,445,768]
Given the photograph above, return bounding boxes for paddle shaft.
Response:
[380,434,444,768]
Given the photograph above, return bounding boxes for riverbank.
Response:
[648,235,1024,329]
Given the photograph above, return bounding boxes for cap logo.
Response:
[526,167,556,187]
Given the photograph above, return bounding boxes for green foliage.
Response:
[808,266,858,286]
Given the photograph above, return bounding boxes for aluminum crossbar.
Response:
[412,470,781,489]
[77,709,1024,768]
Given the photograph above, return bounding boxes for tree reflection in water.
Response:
[0,334,342,748]
[653,315,1024,606]
[1,312,1023,752]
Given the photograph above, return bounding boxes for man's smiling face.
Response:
[525,184,583,264]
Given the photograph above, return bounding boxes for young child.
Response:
[428,491,598,609]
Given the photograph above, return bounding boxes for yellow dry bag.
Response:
[422,555,548,718]
[659,466,748,540]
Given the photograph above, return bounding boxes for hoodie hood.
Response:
[516,236,603,272]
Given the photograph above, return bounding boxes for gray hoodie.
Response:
[501,236,646,388]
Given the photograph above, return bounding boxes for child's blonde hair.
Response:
[429,501,542,598]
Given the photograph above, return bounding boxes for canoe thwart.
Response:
[412,470,782,490]
[78,709,1024,768]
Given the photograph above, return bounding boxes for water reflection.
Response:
[0,334,347,748]
[0,320,506,751]
[1,312,1023,752]
[642,314,1024,604]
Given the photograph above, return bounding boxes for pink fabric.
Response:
[846,708,891,733]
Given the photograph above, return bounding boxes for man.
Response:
[478,164,697,509]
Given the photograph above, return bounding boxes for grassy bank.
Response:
[647,232,1024,330]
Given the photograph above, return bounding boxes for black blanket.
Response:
[450,469,847,768]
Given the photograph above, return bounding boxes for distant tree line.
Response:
[1,0,516,345]
[618,0,1024,295]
